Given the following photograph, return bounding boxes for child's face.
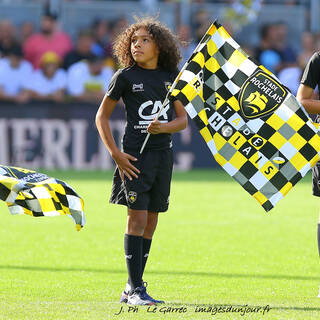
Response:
[131,28,159,69]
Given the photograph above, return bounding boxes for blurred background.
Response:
[0,0,318,170]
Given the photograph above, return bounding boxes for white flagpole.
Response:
[139,22,215,154]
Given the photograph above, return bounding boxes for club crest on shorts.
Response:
[128,191,137,203]
[238,71,288,119]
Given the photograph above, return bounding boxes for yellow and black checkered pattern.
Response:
[171,21,320,211]
[0,166,85,230]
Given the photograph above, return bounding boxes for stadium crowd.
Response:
[0,4,317,104]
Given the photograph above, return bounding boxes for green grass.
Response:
[0,169,320,319]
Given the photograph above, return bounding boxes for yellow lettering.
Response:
[232,118,240,126]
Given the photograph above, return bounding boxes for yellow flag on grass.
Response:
[0,166,85,230]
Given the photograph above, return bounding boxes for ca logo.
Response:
[138,100,169,121]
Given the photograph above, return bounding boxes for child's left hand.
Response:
[147,119,163,134]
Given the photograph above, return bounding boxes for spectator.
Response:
[23,11,73,69]
[278,59,302,96]
[91,18,112,58]
[254,23,283,74]
[0,20,17,57]
[67,54,113,103]
[273,21,297,67]
[177,24,196,69]
[0,45,32,103]
[192,9,211,43]
[93,18,119,69]
[260,49,282,74]
[192,8,210,35]
[63,30,94,70]
[298,31,315,69]
[19,21,35,45]
[27,51,67,103]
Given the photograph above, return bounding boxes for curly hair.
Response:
[113,17,181,72]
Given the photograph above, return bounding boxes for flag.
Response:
[0,166,85,230]
[171,21,320,211]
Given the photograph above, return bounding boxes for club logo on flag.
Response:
[239,71,288,119]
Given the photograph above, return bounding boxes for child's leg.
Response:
[141,212,158,278]
[318,212,320,257]
[125,209,148,289]
[317,211,320,298]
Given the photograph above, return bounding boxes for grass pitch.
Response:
[0,169,319,319]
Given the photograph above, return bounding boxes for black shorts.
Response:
[110,148,173,212]
[312,161,320,197]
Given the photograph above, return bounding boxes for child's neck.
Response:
[137,61,158,70]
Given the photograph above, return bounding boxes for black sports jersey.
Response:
[301,51,320,123]
[107,64,178,150]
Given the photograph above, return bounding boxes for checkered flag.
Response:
[170,21,320,211]
[0,166,85,230]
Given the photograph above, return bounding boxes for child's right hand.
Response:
[112,151,140,181]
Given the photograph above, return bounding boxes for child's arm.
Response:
[297,84,320,114]
[147,100,188,134]
[96,94,140,181]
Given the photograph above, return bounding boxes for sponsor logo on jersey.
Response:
[132,83,144,92]
[238,71,288,119]
[137,100,170,125]
[128,191,137,203]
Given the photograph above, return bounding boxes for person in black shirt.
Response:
[297,52,320,297]
[63,30,94,70]
[95,18,187,305]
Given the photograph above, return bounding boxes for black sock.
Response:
[124,234,143,289]
[141,238,152,282]
[318,224,320,257]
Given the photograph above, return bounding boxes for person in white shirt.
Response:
[0,45,32,103]
[278,64,302,96]
[67,54,113,103]
[27,51,67,103]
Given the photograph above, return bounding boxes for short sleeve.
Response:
[107,69,126,101]
[300,52,320,89]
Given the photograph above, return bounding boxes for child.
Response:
[95,17,187,305]
[297,51,320,297]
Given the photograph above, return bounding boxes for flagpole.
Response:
[139,22,215,154]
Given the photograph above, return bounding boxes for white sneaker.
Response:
[119,283,131,303]
[127,286,154,305]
